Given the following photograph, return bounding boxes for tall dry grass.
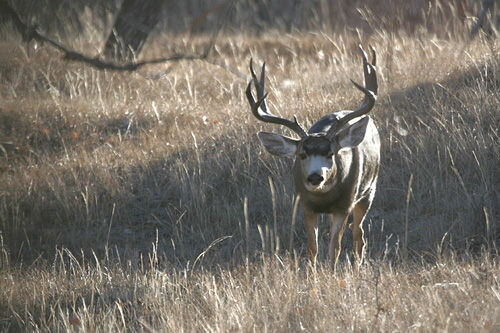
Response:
[0,2,499,331]
[1,248,498,331]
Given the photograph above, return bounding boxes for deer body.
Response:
[246,46,380,271]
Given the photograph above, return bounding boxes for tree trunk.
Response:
[103,0,164,62]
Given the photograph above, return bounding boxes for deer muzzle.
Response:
[307,173,324,185]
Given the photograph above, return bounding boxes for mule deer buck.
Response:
[246,45,380,272]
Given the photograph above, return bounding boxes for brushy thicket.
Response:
[0,0,499,331]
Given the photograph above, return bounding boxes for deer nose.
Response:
[307,173,324,185]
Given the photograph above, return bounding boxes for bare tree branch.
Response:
[34,28,209,71]
[3,0,235,72]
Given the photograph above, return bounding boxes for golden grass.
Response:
[0,5,499,330]
[1,249,499,331]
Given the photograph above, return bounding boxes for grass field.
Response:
[0,2,499,331]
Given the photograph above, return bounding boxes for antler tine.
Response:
[246,59,308,138]
[329,46,378,135]
[359,44,378,95]
[370,45,376,66]
[249,58,268,112]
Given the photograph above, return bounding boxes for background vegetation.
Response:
[0,0,499,331]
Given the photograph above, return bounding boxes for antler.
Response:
[330,45,378,135]
[246,59,308,138]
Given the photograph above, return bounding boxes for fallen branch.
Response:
[3,0,234,72]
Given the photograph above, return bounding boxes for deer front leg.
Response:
[329,212,349,273]
[303,208,319,266]
[350,197,371,269]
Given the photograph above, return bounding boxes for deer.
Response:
[246,45,380,272]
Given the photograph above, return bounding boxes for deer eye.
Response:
[298,152,308,160]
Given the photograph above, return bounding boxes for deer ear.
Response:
[337,116,369,149]
[257,132,299,157]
